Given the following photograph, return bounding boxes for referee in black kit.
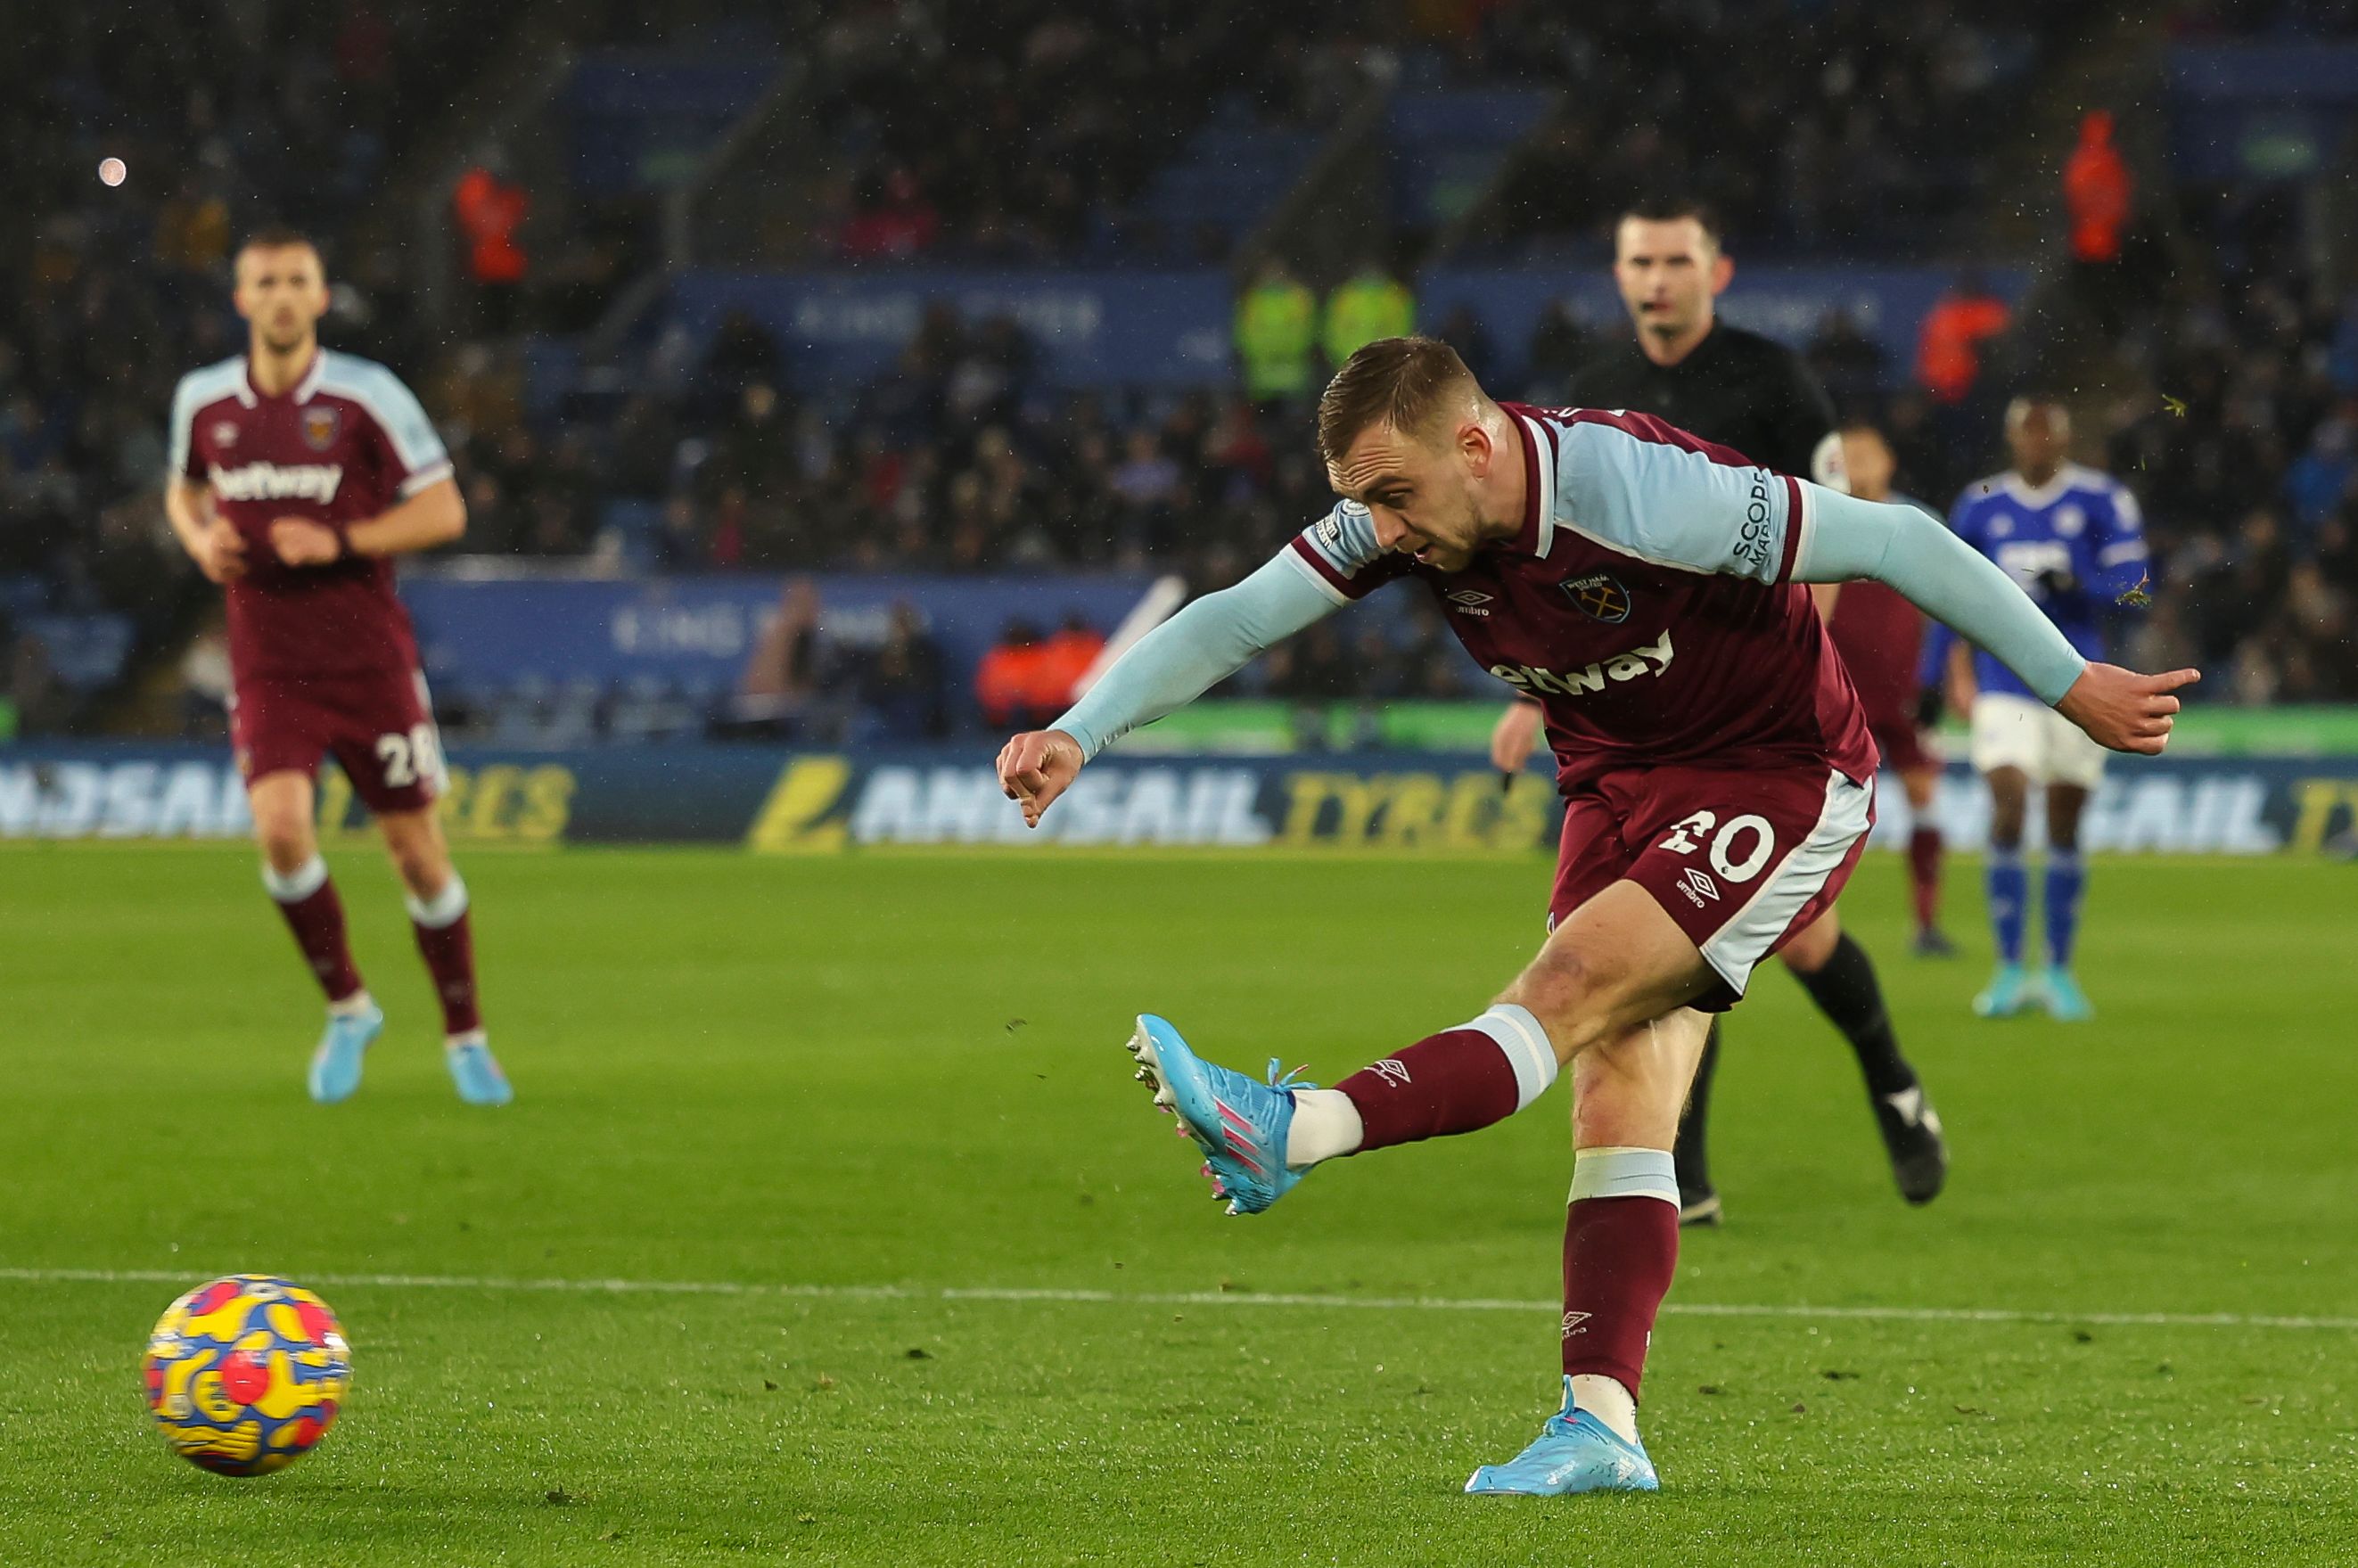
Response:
[1488,196,1948,1226]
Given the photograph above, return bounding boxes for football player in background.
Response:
[1935,395,2150,1021]
[163,228,512,1106]
[1827,423,1953,956]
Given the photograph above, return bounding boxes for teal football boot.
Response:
[445,1038,514,1106]
[1124,1014,1313,1215]
[307,999,383,1104]
[1972,962,2037,1019]
[1465,1377,1662,1496]
[2040,967,2096,1022]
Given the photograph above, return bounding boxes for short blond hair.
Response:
[1316,336,1475,466]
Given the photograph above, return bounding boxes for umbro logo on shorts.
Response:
[1681,867,1721,905]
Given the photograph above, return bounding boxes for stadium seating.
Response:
[1100,97,1328,263]
[4,1,2356,743]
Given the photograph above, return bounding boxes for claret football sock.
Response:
[1562,1147,1681,1405]
[1908,825,1944,934]
[2044,850,2086,968]
[407,874,482,1037]
[1792,932,1915,1098]
[1986,849,2028,965]
[1330,1004,1558,1155]
[262,855,365,1003]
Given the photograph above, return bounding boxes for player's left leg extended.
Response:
[1127,880,1713,1215]
[1779,908,1946,1204]
[1467,1006,1705,1495]
[377,807,512,1105]
[2039,781,2094,1021]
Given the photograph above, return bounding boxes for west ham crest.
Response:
[1564,571,1631,624]
[301,405,341,451]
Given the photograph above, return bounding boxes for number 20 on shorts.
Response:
[1657,810,1776,883]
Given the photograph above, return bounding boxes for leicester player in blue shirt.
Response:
[1934,396,2150,1021]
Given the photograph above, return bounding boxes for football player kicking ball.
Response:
[996,339,2192,1495]
[163,227,512,1107]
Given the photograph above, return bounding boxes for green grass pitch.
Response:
[1,841,2352,1565]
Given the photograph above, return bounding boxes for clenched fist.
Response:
[193,518,247,583]
[270,516,344,567]
[996,729,1085,828]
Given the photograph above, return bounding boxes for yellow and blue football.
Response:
[143,1275,352,1476]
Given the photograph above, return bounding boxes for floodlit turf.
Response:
[1,840,2352,1565]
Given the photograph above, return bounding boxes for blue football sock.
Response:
[1987,849,2027,965]
[2045,850,2085,968]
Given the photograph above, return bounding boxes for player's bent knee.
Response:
[257,832,316,876]
[1502,950,1592,1036]
[388,841,452,900]
[250,805,317,874]
[1502,949,1647,1063]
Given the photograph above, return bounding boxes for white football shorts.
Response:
[1968,693,2107,790]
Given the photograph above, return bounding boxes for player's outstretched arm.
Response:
[1792,484,2199,754]
[994,548,1346,825]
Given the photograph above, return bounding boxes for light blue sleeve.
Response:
[166,373,204,481]
[1794,483,2089,705]
[334,357,454,492]
[1289,498,1401,601]
[1555,418,1793,583]
[1050,547,1348,759]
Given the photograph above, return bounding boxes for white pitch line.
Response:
[3,1266,2354,1333]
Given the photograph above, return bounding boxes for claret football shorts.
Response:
[1548,761,1876,1009]
[228,667,447,816]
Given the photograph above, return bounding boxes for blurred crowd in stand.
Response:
[2,1,2352,747]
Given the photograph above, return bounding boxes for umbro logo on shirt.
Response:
[1445,589,1493,617]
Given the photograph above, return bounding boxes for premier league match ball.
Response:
[142,1275,352,1475]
